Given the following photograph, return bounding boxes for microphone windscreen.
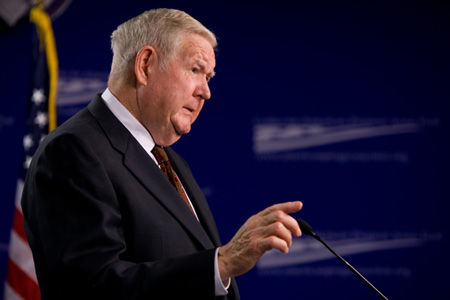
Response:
[297,218,314,236]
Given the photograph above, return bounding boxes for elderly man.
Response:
[22,8,302,299]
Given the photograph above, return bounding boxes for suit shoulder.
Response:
[46,107,101,143]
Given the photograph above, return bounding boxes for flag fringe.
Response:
[29,7,58,131]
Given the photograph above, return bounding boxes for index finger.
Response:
[263,201,303,236]
[269,201,303,214]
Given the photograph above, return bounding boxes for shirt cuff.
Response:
[214,247,230,296]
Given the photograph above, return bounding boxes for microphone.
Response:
[297,219,388,300]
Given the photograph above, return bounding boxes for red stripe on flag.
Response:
[13,207,28,242]
[6,258,41,300]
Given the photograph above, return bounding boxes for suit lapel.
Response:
[87,95,215,250]
[166,148,222,248]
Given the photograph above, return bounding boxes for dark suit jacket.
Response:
[22,94,239,300]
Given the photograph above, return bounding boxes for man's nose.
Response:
[195,79,211,100]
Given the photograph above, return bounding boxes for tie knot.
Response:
[151,145,169,164]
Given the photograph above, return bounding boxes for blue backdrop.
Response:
[1,1,449,299]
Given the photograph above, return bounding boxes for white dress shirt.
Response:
[101,88,229,295]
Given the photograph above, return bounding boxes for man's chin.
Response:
[174,123,192,136]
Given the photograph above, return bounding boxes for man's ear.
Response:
[135,46,156,86]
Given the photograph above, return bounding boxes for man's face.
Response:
[137,34,216,146]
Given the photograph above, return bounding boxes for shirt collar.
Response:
[101,88,157,163]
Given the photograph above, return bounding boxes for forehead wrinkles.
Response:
[179,35,215,70]
[194,51,216,75]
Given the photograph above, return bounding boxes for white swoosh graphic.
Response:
[57,76,107,106]
[257,237,424,269]
[254,123,422,154]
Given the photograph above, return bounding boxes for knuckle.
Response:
[273,221,284,231]
[267,236,278,246]
[273,210,284,220]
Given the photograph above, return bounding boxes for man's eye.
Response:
[191,68,198,73]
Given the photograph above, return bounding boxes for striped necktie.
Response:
[151,145,195,215]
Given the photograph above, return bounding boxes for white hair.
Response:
[110,8,217,74]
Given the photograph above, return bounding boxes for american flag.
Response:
[3,6,58,300]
